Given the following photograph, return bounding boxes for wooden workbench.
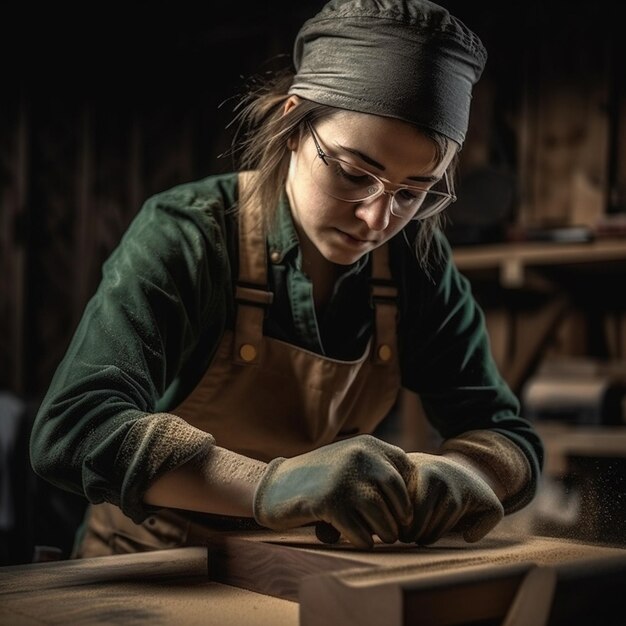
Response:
[1,528,626,625]
[0,547,298,626]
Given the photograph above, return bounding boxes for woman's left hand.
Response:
[399,452,504,545]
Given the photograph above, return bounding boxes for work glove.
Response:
[438,430,535,515]
[253,434,413,549]
[399,451,504,545]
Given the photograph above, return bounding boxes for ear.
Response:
[282,95,301,116]
[283,95,303,151]
[287,134,299,151]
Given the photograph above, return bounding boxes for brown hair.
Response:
[229,69,455,267]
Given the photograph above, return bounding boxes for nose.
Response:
[354,192,392,231]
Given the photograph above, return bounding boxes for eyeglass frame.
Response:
[304,120,457,221]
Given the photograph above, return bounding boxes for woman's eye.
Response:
[397,188,424,202]
[334,163,369,183]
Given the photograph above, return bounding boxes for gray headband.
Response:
[289,0,487,145]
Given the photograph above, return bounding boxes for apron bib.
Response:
[75,172,402,556]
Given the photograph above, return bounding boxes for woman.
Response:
[30,0,543,555]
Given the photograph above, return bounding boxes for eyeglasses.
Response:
[305,121,456,221]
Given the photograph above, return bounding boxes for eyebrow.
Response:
[337,143,439,184]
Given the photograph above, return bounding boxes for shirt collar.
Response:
[267,192,300,264]
[266,190,370,277]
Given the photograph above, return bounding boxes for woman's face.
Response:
[284,99,457,266]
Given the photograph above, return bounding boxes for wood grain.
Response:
[205,532,373,602]
[0,547,208,594]
[203,529,626,626]
[0,547,299,626]
[2,530,626,625]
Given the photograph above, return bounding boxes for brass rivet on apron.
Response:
[239,343,257,362]
[378,344,392,362]
[270,250,281,263]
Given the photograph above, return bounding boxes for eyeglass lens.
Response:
[310,155,452,219]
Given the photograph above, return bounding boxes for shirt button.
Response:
[270,250,281,263]
[377,344,392,362]
[239,344,257,362]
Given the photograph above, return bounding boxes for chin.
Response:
[322,246,367,266]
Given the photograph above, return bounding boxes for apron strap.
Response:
[233,171,273,365]
[233,170,398,367]
[370,244,399,366]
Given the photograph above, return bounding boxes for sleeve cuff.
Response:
[438,429,535,514]
[114,413,215,523]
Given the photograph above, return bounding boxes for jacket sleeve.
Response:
[30,183,232,523]
[397,231,544,513]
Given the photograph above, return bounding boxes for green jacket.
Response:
[30,172,543,523]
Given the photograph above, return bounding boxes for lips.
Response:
[337,229,377,244]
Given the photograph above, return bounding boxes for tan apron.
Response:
[75,173,402,557]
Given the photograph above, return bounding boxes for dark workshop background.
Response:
[1,1,625,565]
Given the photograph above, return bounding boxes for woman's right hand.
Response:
[253,434,413,548]
[399,452,504,545]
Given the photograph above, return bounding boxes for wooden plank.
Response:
[205,532,375,602]
[538,423,626,472]
[205,527,626,574]
[500,565,556,626]
[203,529,626,625]
[0,547,299,626]
[503,294,571,393]
[300,559,531,626]
[0,547,208,594]
[453,239,626,278]
[300,552,626,626]
[0,579,298,626]
[2,530,626,625]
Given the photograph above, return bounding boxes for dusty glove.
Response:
[399,452,504,545]
[438,430,534,514]
[253,434,413,549]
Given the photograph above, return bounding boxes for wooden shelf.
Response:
[453,238,626,287]
[449,238,626,393]
[536,422,626,475]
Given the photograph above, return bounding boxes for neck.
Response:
[299,236,339,312]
